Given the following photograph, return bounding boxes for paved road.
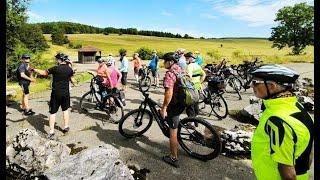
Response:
[6,62,313,179]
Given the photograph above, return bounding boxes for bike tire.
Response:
[104,95,124,124]
[178,117,222,161]
[79,91,99,113]
[118,109,153,138]
[211,94,228,119]
[138,76,151,92]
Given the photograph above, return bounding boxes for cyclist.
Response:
[16,53,36,115]
[176,48,187,70]
[33,53,76,139]
[160,52,185,168]
[105,58,122,90]
[193,50,203,66]
[119,50,129,91]
[107,53,115,67]
[132,53,142,83]
[185,52,206,117]
[250,64,314,180]
[149,50,159,87]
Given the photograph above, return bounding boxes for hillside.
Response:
[42,34,314,64]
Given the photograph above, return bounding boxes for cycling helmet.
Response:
[106,57,113,66]
[55,53,65,60]
[163,52,179,62]
[185,52,196,62]
[22,53,31,59]
[250,64,299,84]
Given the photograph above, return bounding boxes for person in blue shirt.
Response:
[176,48,187,70]
[119,50,129,91]
[194,51,203,66]
[149,50,159,87]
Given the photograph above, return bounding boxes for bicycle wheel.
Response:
[210,94,228,119]
[104,96,124,124]
[118,109,153,138]
[138,76,151,92]
[178,117,221,161]
[79,91,99,112]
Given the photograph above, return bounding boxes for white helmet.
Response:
[106,57,113,66]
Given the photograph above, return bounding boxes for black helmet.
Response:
[163,52,179,62]
[55,53,65,60]
[250,64,299,84]
[22,53,30,59]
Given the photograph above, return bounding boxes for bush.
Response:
[118,48,127,56]
[157,51,164,59]
[206,49,222,61]
[135,47,152,60]
[68,42,82,49]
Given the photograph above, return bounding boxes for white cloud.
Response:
[161,10,172,16]
[26,11,45,22]
[200,13,217,20]
[209,0,314,27]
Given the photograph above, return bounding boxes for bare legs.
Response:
[49,109,69,134]
[169,128,178,159]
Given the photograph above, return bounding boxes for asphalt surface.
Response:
[6,61,314,180]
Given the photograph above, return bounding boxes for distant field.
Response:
[43,34,314,65]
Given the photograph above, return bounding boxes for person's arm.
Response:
[20,72,36,82]
[266,117,297,179]
[33,68,49,76]
[278,163,296,180]
[116,68,122,84]
[105,67,114,89]
[200,68,206,83]
[160,87,173,119]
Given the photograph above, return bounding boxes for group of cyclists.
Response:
[15,46,313,179]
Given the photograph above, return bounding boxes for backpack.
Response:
[170,70,199,106]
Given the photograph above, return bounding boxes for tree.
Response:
[269,3,314,55]
[20,24,49,52]
[51,26,69,45]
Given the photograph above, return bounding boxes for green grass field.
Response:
[43,34,314,65]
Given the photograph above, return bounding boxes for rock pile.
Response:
[6,129,134,180]
[220,124,256,158]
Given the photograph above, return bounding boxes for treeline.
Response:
[33,21,195,39]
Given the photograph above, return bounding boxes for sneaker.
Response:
[62,127,70,133]
[47,133,55,140]
[24,109,35,116]
[162,155,179,168]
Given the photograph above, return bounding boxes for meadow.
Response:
[43,34,314,64]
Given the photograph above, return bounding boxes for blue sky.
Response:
[27,0,314,38]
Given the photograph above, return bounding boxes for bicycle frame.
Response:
[136,93,170,136]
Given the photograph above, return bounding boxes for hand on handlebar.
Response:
[160,108,167,119]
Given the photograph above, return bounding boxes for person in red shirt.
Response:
[160,52,186,168]
[131,53,142,83]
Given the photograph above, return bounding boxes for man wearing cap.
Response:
[194,51,203,66]
[16,53,36,115]
[176,48,187,70]
[33,53,76,139]
[185,52,206,117]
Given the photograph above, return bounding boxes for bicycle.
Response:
[79,71,124,123]
[219,66,243,100]
[118,85,222,161]
[138,64,152,92]
[236,58,263,90]
[198,75,228,119]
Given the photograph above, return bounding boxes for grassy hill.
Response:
[42,34,313,64]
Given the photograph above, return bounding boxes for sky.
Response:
[26,0,314,38]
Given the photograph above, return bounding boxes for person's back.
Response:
[106,66,119,88]
[186,62,204,90]
[49,64,74,92]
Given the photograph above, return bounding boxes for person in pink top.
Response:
[105,58,122,90]
[131,53,142,83]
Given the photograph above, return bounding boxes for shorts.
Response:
[166,103,185,129]
[134,67,140,76]
[151,69,159,77]
[19,82,30,95]
[49,91,70,114]
[121,72,128,85]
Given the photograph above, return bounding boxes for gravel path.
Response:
[6,62,314,180]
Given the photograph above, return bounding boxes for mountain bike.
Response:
[219,67,243,100]
[198,76,228,119]
[118,85,221,161]
[236,58,263,90]
[79,72,124,123]
[138,65,152,92]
